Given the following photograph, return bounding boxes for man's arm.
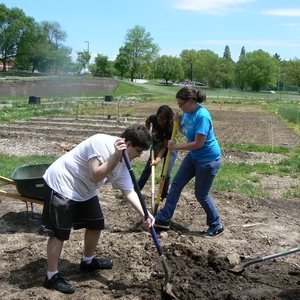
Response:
[121,189,154,229]
[89,137,126,183]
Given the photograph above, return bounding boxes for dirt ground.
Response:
[1,101,300,300]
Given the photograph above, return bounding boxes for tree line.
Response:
[1,4,300,91]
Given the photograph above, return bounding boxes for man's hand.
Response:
[143,213,155,229]
[114,138,127,159]
[150,157,161,167]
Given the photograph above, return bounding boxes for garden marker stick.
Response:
[153,120,178,215]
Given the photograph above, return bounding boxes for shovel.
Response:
[229,246,300,274]
[151,148,156,214]
[122,150,176,299]
[153,120,178,215]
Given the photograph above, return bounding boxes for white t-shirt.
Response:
[43,134,133,201]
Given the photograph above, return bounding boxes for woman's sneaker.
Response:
[154,218,171,230]
[80,257,114,271]
[44,273,76,294]
[203,225,224,239]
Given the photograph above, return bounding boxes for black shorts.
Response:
[38,183,104,240]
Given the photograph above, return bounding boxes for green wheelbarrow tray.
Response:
[0,163,51,203]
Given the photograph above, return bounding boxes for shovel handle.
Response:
[151,150,155,193]
[122,150,163,255]
[243,246,300,268]
[261,246,300,261]
[151,149,156,214]
[123,150,172,295]
[154,120,178,214]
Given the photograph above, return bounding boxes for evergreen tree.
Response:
[223,45,233,61]
[239,46,246,59]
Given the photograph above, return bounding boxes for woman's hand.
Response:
[168,140,177,150]
[150,157,161,166]
[174,112,182,122]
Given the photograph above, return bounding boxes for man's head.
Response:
[120,124,152,159]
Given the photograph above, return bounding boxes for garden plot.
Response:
[0,102,300,299]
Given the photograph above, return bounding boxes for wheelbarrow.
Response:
[0,163,51,228]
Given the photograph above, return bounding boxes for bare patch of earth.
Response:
[1,102,300,299]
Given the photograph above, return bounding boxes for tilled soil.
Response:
[1,102,300,300]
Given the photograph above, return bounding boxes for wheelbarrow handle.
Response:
[0,175,15,185]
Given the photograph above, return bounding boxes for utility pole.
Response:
[84,41,89,73]
[277,67,280,92]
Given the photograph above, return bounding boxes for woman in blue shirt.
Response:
[154,87,224,238]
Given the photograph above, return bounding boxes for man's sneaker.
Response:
[203,225,224,239]
[80,257,114,272]
[154,218,171,230]
[44,273,75,294]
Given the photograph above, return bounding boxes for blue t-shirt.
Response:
[180,105,221,162]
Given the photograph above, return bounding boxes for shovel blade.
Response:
[161,283,177,299]
[228,264,245,274]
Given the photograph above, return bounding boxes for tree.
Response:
[239,46,246,59]
[196,50,220,87]
[180,49,198,81]
[218,57,235,89]
[91,53,110,75]
[50,45,72,74]
[76,50,91,74]
[114,44,133,78]
[14,22,49,72]
[235,46,247,90]
[0,4,36,71]
[154,55,184,83]
[285,58,300,87]
[41,21,67,45]
[122,25,160,81]
[240,50,279,91]
[219,45,235,89]
[273,53,282,61]
[40,21,70,74]
[223,45,233,61]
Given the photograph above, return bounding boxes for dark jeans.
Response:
[138,150,178,199]
[155,152,221,231]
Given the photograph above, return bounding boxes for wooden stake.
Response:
[270,123,274,153]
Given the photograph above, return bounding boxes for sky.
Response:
[4,0,300,63]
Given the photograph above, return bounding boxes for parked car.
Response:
[195,82,206,86]
[160,80,173,85]
[179,81,189,85]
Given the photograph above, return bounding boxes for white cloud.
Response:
[173,0,253,14]
[263,9,300,17]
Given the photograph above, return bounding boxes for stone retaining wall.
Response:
[0,78,118,97]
